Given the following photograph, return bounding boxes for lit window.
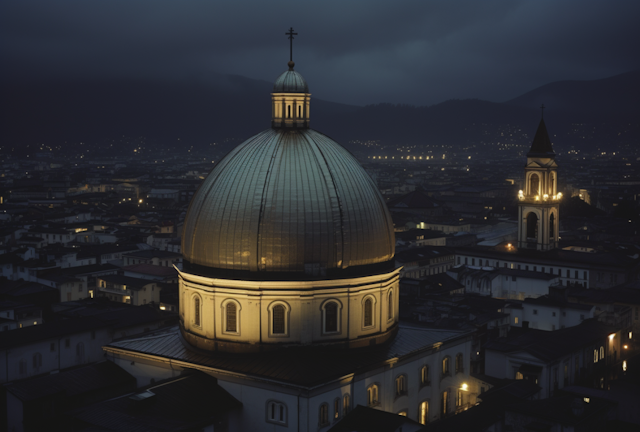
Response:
[419,401,429,424]
[594,349,598,363]
[395,374,407,396]
[343,394,350,416]
[514,316,519,324]
[367,384,379,406]
[398,410,408,416]
[442,357,450,375]
[456,389,463,407]
[334,398,341,420]
[420,365,430,386]
[600,346,604,359]
[441,391,448,416]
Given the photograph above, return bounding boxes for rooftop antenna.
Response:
[286,27,298,63]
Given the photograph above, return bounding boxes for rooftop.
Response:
[105,325,471,388]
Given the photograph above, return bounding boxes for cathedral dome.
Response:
[182,128,395,278]
[272,61,309,93]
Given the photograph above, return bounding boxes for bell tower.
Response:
[517,108,561,250]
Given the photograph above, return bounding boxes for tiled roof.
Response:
[72,370,241,431]
[485,319,615,362]
[387,190,440,209]
[527,119,555,157]
[328,405,423,432]
[5,361,135,402]
[106,325,470,387]
[0,306,172,349]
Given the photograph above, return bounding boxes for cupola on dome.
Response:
[272,61,309,93]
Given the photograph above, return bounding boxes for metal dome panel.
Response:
[273,70,309,93]
[182,129,395,274]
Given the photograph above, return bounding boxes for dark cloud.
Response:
[2,0,639,106]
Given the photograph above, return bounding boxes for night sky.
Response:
[2,0,639,107]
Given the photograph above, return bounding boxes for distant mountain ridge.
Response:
[1,70,638,155]
[505,70,639,117]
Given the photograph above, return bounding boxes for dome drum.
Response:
[178,267,401,353]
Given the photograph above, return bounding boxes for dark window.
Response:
[364,299,373,327]
[455,353,464,373]
[343,394,350,415]
[226,302,237,332]
[388,291,393,320]
[526,212,538,239]
[319,403,329,425]
[325,302,338,332]
[76,342,85,363]
[194,297,201,326]
[273,305,285,334]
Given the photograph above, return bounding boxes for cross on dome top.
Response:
[286,27,298,68]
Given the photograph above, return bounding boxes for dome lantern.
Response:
[271,28,310,128]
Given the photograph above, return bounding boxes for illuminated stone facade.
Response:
[517,119,560,251]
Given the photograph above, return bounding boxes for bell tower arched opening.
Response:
[529,173,540,196]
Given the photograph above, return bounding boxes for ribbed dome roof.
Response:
[182,128,395,276]
[273,65,309,93]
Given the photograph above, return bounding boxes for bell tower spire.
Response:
[517,111,561,250]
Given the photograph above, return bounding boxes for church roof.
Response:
[105,325,471,388]
[387,189,440,209]
[527,119,555,158]
[182,128,395,276]
[273,62,309,93]
[72,370,241,431]
[328,405,423,432]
